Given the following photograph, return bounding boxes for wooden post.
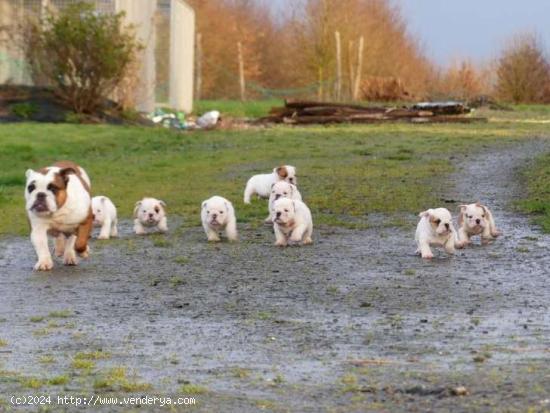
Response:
[195,32,202,101]
[237,41,245,101]
[353,36,364,101]
[348,39,355,100]
[334,31,342,101]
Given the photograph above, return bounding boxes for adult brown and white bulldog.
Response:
[24,161,93,271]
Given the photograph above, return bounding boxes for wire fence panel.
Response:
[0,0,194,112]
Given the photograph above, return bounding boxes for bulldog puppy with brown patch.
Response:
[133,198,168,235]
[201,196,238,242]
[243,165,297,204]
[24,161,93,271]
[457,202,501,246]
[415,208,461,259]
[92,195,118,239]
[271,198,313,247]
[265,181,302,224]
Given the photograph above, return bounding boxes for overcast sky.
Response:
[394,0,550,66]
[270,0,550,66]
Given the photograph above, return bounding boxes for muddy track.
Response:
[0,139,549,412]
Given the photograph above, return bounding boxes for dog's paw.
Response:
[63,254,78,266]
[455,240,467,249]
[303,237,313,245]
[275,240,287,247]
[34,257,54,271]
[207,236,221,242]
[78,246,90,259]
[421,252,434,259]
[97,235,109,240]
[491,229,502,237]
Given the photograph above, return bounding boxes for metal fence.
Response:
[0,0,194,112]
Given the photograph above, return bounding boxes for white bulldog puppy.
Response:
[265,181,302,224]
[457,202,501,246]
[133,198,168,235]
[271,198,313,247]
[24,161,93,271]
[201,196,238,242]
[92,196,118,239]
[243,165,297,204]
[415,208,461,259]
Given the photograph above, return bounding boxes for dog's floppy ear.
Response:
[133,201,142,218]
[476,201,488,215]
[202,201,207,209]
[25,169,35,180]
[457,205,467,227]
[58,167,77,185]
[158,200,167,209]
[276,165,288,179]
[418,209,431,218]
[101,196,107,204]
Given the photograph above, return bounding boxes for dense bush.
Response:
[496,34,550,104]
[22,2,142,113]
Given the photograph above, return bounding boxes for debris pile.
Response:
[258,100,486,125]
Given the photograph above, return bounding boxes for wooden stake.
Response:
[334,31,342,101]
[237,41,245,101]
[353,36,364,101]
[348,40,355,100]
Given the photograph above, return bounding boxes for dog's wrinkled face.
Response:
[92,197,107,226]
[271,181,296,202]
[135,198,165,226]
[203,199,229,227]
[421,208,453,236]
[460,203,487,230]
[275,165,297,185]
[272,198,296,226]
[25,167,73,217]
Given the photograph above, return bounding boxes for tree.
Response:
[22,2,142,113]
[496,33,550,103]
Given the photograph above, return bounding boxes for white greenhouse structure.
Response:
[0,0,195,112]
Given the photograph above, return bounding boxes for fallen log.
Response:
[284,99,385,112]
[410,116,487,124]
[412,101,471,115]
[283,115,390,124]
[385,108,434,118]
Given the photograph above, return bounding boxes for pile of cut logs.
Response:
[257,100,487,125]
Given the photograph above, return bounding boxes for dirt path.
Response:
[0,139,549,412]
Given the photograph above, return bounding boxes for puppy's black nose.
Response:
[476,219,481,224]
[149,213,153,218]
[212,214,217,219]
[276,212,282,218]
[275,194,280,200]
[36,192,46,199]
[92,214,96,220]
[445,223,450,229]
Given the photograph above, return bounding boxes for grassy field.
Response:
[0,106,549,236]
[194,99,282,118]
[517,152,550,232]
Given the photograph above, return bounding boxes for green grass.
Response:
[0,113,549,235]
[194,99,281,118]
[93,367,152,392]
[516,153,550,232]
